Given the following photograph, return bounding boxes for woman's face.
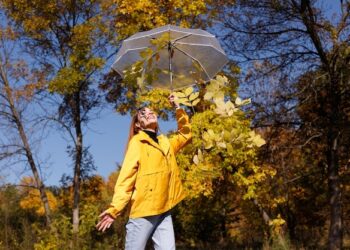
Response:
[137,107,158,130]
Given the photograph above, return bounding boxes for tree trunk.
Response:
[327,78,343,250]
[253,198,271,225]
[327,137,342,250]
[298,1,344,247]
[1,71,52,226]
[72,92,83,238]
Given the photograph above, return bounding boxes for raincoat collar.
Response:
[138,130,170,155]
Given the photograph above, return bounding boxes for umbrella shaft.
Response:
[168,42,173,91]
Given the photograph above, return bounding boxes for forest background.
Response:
[0,0,349,249]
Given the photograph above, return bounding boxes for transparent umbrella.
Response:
[112,25,228,90]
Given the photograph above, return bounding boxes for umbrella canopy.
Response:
[112,25,228,90]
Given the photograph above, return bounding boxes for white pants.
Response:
[125,211,175,250]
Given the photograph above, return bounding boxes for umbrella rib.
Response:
[174,42,227,56]
[171,33,192,44]
[171,44,212,80]
[125,29,214,42]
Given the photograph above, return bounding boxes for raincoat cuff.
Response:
[105,206,119,219]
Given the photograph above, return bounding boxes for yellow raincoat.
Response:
[106,108,191,218]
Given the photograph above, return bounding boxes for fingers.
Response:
[96,219,109,232]
[101,220,112,232]
[98,211,107,218]
[96,216,107,230]
[169,93,179,108]
[168,94,175,102]
[100,217,113,232]
[96,213,115,232]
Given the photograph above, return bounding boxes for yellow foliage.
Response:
[181,163,215,198]
[20,190,58,216]
[57,175,107,209]
[173,74,273,203]
[48,67,84,94]
[114,0,208,39]
[1,0,58,38]
[19,177,58,216]
[81,175,106,203]
[106,171,120,196]
[173,87,201,107]
[271,196,287,208]
[137,88,174,119]
[2,0,108,95]
[269,214,286,235]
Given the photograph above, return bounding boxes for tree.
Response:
[0,0,117,237]
[0,18,53,226]
[219,0,350,248]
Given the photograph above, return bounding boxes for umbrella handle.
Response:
[168,42,173,91]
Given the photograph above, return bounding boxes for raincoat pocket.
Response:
[141,170,171,210]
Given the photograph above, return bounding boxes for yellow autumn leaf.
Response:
[249,131,266,147]
[178,99,192,106]
[174,91,186,98]
[184,86,194,96]
[189,92,199,101]
[192,98,200,106]
[193,154,199,165]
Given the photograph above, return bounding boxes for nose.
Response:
[148,112,155,118]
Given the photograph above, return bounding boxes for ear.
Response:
[135,122,141,130]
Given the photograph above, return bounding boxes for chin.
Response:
[149,118,157,124]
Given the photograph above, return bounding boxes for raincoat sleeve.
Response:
[105,137,140,218]
[169,108,192,154]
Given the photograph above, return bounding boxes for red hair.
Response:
[124,114,140,154]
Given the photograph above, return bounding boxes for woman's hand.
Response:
[96,210,115,232]
[169,93,180,109]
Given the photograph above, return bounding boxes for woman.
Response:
[96,94,191,250]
